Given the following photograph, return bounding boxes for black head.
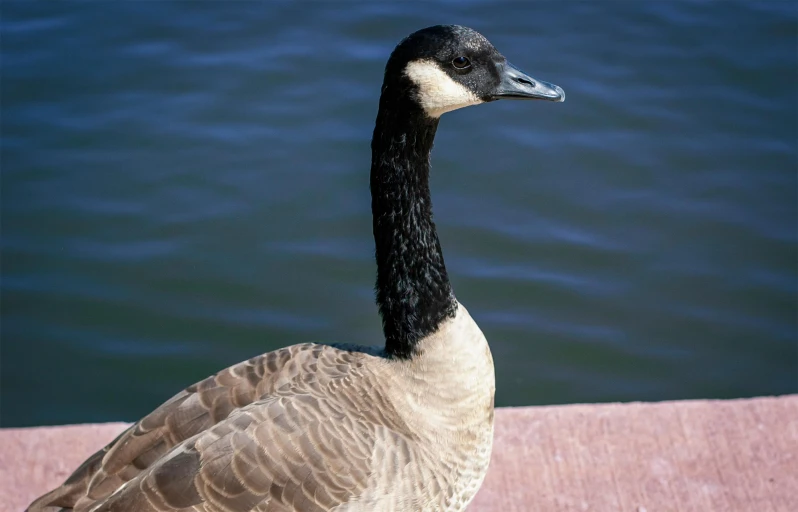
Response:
[382,25,564,118]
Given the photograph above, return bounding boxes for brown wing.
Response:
[28,343,401,512]
[89,382,415,512]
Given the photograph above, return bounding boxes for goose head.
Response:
[382,24,565,119]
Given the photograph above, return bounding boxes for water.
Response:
[1,1,796,427]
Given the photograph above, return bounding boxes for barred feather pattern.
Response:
[28,304,495,512]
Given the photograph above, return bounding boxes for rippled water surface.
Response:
[2,1,796,426]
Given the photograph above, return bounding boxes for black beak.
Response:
[491,61,565,102]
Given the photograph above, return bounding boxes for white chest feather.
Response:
[361,303,496,512]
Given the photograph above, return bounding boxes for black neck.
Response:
[370,94,458,359]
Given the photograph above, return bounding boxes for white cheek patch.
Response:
[404,60,483,118]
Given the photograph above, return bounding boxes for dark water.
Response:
[1,1,796,427]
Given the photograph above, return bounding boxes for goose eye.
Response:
[452,56,471,70]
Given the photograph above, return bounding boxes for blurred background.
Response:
[1,1,796,427]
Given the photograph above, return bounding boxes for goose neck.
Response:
[370,99,457,359]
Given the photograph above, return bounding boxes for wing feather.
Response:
[89,375,414,511]
[28,343,404,512]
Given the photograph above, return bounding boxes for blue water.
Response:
[1,1,796,427]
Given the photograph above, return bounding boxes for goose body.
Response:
[29,25,563,512]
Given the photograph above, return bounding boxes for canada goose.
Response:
[29,25,564,512]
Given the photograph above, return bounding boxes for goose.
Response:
[29,24,564,512]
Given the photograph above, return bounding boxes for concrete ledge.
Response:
[2,396,796,511]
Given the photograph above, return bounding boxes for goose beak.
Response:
[491,62,565,102]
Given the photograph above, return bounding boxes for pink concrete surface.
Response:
[2,395,796,512]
